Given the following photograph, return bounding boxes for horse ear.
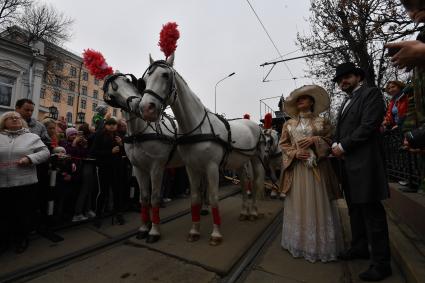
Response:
[166,53,175,66]
[149,53,154,64]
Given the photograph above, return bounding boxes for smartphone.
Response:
[386,47,401,57]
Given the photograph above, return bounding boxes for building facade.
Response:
[0,27,122,125]
[0,37,45,116]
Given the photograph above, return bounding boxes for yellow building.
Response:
[38,43,122,125]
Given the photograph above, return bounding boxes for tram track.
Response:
[0,187,241,283]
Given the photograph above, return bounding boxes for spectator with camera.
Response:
[91,117,125,227]
[0,111,50,254]
[386,0,425,149]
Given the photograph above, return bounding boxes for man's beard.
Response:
[342,84,357,94]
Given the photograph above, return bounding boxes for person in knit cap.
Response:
[92,105,109,132]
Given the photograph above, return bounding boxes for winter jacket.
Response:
[0,128,50,188]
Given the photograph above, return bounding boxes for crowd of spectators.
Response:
[0,98,189,255]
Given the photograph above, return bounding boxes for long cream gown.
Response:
[280,114,343,263]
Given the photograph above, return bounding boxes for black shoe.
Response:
[14,238,29,254]
[93,218,103,229]
[359,265,392,281]
[338,248,370,260]
[116,214,125,225]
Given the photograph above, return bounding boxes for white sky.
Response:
[43,0,313,121]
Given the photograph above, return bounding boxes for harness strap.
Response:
[123,133,174,144]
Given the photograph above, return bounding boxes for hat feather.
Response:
[83,49,113,79]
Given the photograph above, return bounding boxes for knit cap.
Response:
[65,127,78,138]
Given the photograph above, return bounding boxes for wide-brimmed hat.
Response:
[333,62,365,83]
[283,85,330,117]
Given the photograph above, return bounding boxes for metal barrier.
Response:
[382,129,422,189]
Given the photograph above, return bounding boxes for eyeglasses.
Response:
[6,116,21,121]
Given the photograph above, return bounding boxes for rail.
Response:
[383,129,423,189]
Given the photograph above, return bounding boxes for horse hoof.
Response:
[136,231,148,240]
[200,209,209,216]
[187,233,200,242]
[209,236,223,246]
[239,214,249,221]
[146,234,160,243]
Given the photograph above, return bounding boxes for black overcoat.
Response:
[334,85,389,203]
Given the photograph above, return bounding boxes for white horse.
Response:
[263,128,284,199]
[138,54,266,246]
[102,73,183,243]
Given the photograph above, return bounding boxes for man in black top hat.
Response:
[332,62,391,282]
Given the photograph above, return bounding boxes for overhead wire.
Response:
[245,0,297,85]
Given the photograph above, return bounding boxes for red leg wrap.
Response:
[191,204,201,222]
[247,181,252,191]
[151,206,160,224]
[141,206,150,223]
[212,207,221,226]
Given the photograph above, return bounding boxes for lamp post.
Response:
[48,106,58,120]
[214,72,236,113]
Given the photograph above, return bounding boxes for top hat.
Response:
[333,62,365,83]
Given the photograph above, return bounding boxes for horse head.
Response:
[264,129,279,155]
[102,73,146,113]
[140,54,176,122]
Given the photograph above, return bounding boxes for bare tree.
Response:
[16,2,73,45]
[298,0,419,90]
[0,0,31,28]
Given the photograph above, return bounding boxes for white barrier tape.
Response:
[48,200,54,216]
[49,170,57,187]
[130,186,135,198]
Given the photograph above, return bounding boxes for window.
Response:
[93,90,98,99]
[69,81,75,92]
[82,71,88,81]
[92,102,97,111]
[70,66,77,77]
[55,61,64,71]
[82,86,87,96]
[53,91,61,102]
[40,88,46,99]
[66,112,72,123]
[94,78,99,85]
[0,75,14,107]
[81,98,86,109]
[113,109,117,116]
[55,76,62,87]
[67,95,73,106]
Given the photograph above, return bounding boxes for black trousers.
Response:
[0,184,37,245]
[95,165,122,216]
[345,199,391,267]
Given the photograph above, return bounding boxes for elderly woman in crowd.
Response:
[279,85,343,263]
[0,111,50,254]
[383,81,408,130]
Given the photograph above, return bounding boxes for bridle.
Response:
[140,60,178,114]
[102,73,145,114]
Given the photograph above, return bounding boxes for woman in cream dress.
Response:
[280,85,343,263]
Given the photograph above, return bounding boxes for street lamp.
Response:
[48,106,58,120]
[214,72,236,113]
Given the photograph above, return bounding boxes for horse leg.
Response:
[206,164,223,246]
[134,168,151,240]
[237,166,249,221]
[249,157,265,221]
[146,166,163,243]
[186,166,202,242]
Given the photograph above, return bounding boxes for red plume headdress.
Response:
[82,49,113,80]
[264,113,272,129]
[158,22,180,59]
[243,113,251,120]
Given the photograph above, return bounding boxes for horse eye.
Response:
[162,73,169,79]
